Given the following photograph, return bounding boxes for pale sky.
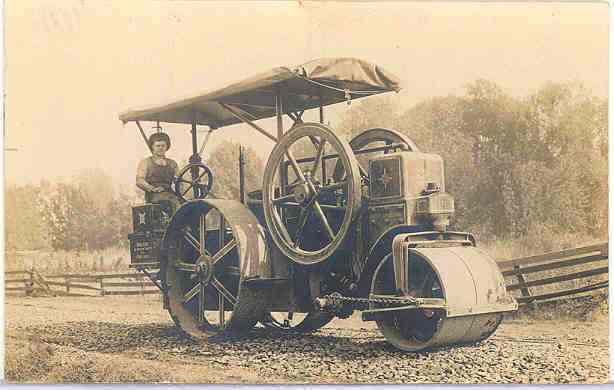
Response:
[4,1,608,188]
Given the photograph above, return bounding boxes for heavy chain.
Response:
[318,292,419,311]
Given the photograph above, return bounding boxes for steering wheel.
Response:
[174,163,213,202]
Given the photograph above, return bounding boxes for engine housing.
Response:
[367,151,455,246]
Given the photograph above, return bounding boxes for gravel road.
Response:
[4,296,609,384]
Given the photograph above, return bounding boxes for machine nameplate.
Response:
[128,231,163,265]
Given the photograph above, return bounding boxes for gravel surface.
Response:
[5,296,610,384]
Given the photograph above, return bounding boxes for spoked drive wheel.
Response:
[262,122,362,265]
[164,200,267,338]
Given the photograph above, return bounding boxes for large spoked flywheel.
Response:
[262,122,363,265]
[163,199,268,338]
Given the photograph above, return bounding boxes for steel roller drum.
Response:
[374,244,518,351]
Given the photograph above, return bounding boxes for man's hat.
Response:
[148,132,171,150]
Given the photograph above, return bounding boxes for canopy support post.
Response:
[276,90,284,138]
[286,112,297,123]
[286,111,304,125]
[239,146,246,204]
[218,103,277,142]
[189,111,202,199]
[189,112,202,164]
[198,127,214,156]
[319,93,324,124]
[135,121,152,153]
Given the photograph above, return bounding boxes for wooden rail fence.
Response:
[5,270,159,297]
[498,242,608,304]
[5,242,609,304]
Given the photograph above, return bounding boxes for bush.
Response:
[35,174,134,251]
[338,80,607,243]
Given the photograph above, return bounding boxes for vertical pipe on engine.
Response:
[190,111,202,198]
[190,111,200,162]
[319,92,324,124]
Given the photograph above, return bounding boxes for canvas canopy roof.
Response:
[119,58,401,129]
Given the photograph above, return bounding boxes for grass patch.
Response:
[479,229,604,262]
[5,335,54,382]
[5,331,217,383]
[6,246,130,274]
[512,291,608,322]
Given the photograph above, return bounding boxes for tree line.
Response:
[337,80,607,242]
[6,79,606,251]
[6,169,134,251]
[5,142,264,252]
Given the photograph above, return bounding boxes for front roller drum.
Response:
[370,245,517,351]
[162,199,269,338]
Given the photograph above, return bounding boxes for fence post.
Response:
[33,270,53,296]
[99,278,105,296]
[25,270,34,296]
[65,276,71,294]
[514,265,533,301]
[138,274,144,295]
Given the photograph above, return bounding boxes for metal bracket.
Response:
[218,102,278,142]
[135,121,152,152]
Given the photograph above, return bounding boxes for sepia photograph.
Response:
[3,0,609,384]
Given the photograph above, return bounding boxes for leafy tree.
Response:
[457,79,541,236]
[396,96,474,229]
[16,80,607,254]
[102,191,133,248]
[37,171,135,251]
[38,183,90,250]
[72,168,115,211]
[336,95,401,139]
[333,79,607,241]
[5,184,48,251]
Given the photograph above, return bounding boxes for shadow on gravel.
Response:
[25,322,192,353]
[24,321,470,359]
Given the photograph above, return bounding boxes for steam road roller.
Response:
[121,58,517,351]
